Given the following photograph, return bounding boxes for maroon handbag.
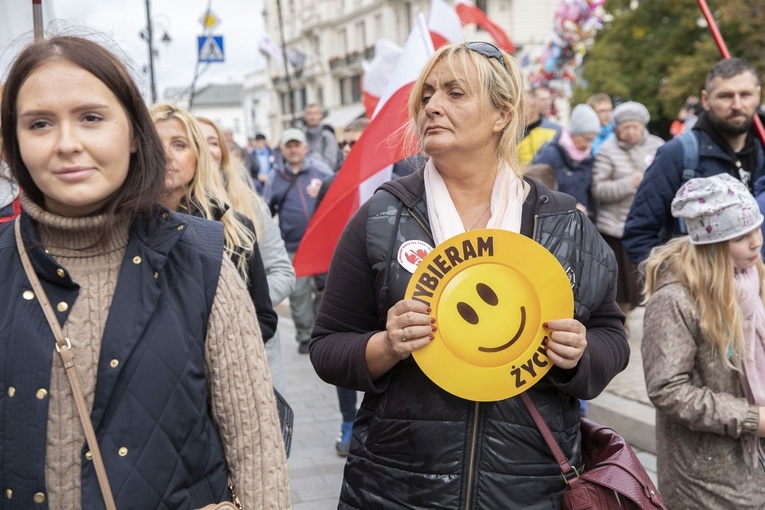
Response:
[520,393,666,510]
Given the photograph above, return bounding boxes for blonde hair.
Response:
[642,236,765,367]
[406,43,527,176]
[150,104,256,282]
[196,116,264,240]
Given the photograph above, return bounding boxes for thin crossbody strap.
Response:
[15,219,117,510]
[519,392,575,476]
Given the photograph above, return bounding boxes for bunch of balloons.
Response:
[525,0,606,96]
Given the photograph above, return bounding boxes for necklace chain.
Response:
[466,202,491,231]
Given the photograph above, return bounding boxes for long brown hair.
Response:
[1,36,166,227]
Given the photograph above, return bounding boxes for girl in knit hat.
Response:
[531,103,601,219]
[642,173,765,508]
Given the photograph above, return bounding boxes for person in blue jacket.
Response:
[531,103,601,219]
[623,58,764,264]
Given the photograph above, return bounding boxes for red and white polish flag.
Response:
[361,38,404,119]
[428,0,464,49]
[454,0,515,53]
[292,14,435,277]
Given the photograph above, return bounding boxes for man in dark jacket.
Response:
[623,58,764,264]
[265,128,332,353]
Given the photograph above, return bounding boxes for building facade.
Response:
[251,0,558,142]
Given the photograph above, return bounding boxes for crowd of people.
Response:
[1,30,764,509]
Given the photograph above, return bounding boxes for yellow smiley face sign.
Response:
[404,229,574,402]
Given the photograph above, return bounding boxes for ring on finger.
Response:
[400,328,407,342]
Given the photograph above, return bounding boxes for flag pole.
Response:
[32,0,44,41]
[697,0,765,146]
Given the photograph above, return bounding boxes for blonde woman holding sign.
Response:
[310,42,628,509]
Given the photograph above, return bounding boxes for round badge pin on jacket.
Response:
[404,229,574,402]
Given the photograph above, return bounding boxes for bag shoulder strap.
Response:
[519,392,576,477]
[675,131,700,235]
[272,175,298,216]
[15,219,117,510]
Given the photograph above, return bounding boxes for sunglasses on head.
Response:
[466,41,508,72]
[338,140,356,149]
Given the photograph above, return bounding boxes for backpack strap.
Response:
[678,131,700,182]
[676,131,700,234]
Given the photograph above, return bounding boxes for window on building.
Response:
[280,87,307,116]
[374,13,383,40]
[476,0,487,13]
[356,21,366,48]
[339,27,347,55]
[281,92,290,115]
[339,75,362,105]
[296,88,307,112]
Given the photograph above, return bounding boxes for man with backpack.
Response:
[623,58,765,264]
[303,103,339,171]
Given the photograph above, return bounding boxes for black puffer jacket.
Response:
[311,173,629,509]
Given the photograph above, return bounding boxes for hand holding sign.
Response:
[404,229,574,402]
[384,299,434,360]
[543,318,587,370]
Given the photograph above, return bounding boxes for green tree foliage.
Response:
[574,0,765,134]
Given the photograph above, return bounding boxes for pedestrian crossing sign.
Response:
[198,35,225,63]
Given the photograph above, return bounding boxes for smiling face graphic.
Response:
[404,230,572,402]
[438,264,541,368]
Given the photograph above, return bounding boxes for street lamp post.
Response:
[144,0,157,103]
[141,0,172,104]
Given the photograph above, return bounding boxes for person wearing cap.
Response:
[309,42,628,509]
[591,101,664,317]
[531,103,602,218]
[642,173,765,508]
[624,58,765,265]
[265,128,332,353]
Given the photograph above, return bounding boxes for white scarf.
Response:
[424,158,524,246]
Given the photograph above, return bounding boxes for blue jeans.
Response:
[337,387,357,423]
